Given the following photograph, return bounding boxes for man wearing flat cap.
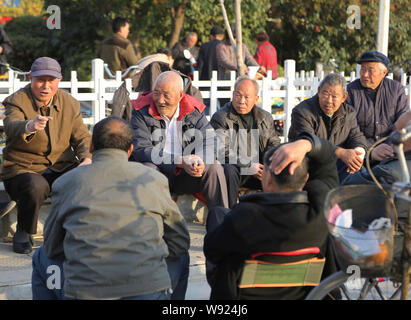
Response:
[1,57,91,254]
[345,51,409,164]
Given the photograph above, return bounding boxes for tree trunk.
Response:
[169,0,187,48]
[235,0,244,76]
[220,0,244,76]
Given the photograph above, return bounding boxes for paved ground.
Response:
[0,202,210,300]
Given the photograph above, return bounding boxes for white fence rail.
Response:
[1,58,410,141]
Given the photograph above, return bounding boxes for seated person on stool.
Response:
[204,133,339,300]
[1,57,91,254]
[210,75,280,207]
[130,70,229,209]
[32,116,190,300]
[288,73,368,183]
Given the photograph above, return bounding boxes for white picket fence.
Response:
[0,58,410,141]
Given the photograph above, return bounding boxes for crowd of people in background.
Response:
[0,16,410,301]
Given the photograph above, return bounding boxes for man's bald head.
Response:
[154,71,184,92]
[152,71,185,119]
[92,116,134,153]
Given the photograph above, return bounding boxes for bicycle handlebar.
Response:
[0,62,30,76]
[103,64,143,80]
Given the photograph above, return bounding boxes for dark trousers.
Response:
[32,246,171,300]
[205,206,230,287]
[144,163,229,209]
[3,169,67,234]
[223,164,262,208]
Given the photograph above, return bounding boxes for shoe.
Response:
[12,235,33,254]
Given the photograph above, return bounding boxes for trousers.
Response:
[31,246,172,300]
[3,170,67,234]
[144,162,229,209]
[223,164,262,208]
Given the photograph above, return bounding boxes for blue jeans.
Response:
[32,246,171,300]
[166,252,190,300]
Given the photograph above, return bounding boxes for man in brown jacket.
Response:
[97,16,138,76]
[1,57,91,254]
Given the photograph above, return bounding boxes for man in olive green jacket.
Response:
[1,57,91,254]
[97,16,138,76]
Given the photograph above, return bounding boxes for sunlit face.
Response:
[359,62,387,90]
[232,80,259,114]
[29,75,60,105]
[119,22,130,39]
[317,83,347,116]
[153,80,183,119]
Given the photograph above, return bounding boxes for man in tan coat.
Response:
[1,57,91,254]
[97,16,138,76]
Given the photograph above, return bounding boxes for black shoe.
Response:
[12,235,33,254]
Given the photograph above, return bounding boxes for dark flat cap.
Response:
[210,25,224,36]
[357,51,390,67]
[30,57,62,78]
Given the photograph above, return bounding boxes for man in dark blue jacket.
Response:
[346,51,409,163]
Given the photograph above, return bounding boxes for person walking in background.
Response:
[172,32,199,77]
[254,31,278,79]
[97,16,138,76]
[197,25,224,81]
[0,25,12,75]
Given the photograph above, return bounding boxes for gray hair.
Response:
[153,71,184,92]
[377,62,388,73]
[186,32,198,40]
[234,75,260,96]
[319,73,347,94]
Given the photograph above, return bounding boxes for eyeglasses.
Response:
[319,91,342,101]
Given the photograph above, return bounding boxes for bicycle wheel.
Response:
[305,271,409,300]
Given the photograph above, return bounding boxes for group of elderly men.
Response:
[0,49,409,300]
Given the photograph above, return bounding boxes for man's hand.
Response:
[178,155,205,177]
[269,139,312,175]
[249,162,264,181]
[78,158,92,167]
[371,143,394,162]
[258,66,267,74]
[335,148,363,173]
[27,115,53,132]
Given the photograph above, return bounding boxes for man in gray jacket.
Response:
[31,116,190,300]
[210,75,280,207]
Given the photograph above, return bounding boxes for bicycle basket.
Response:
[324,185,395,277]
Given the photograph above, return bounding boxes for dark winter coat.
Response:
[288,94,368,152]
[203,134,339,300]
[346,78,409,147]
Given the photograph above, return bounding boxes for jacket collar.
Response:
[132,92,206,120]
[226,102,265,123]
[240,190,309,206]
[91,148,129,162]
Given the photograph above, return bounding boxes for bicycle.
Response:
[305,126,411,300]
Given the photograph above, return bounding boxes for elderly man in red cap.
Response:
[1,57,91,254]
